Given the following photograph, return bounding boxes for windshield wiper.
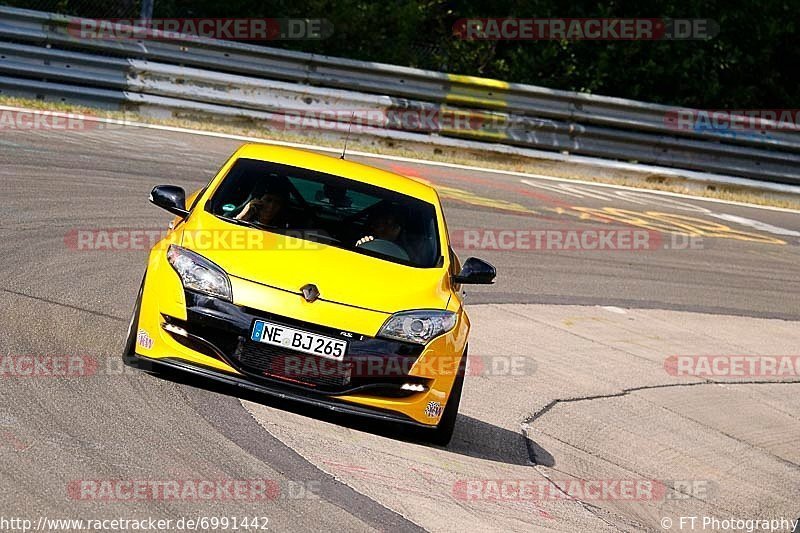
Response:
[303,230,341,244]
[216,215,279,231]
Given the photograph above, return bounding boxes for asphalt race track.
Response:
[1,121,799,532]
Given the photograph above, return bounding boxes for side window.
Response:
[189,155,235,214]
[188,187,207,212]
[440,209,459,275]
[449,246,462,278]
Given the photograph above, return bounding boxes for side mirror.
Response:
[453,257,496,285]
[150,185,189,218]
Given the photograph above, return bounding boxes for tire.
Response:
[426,346,468,446]
[122,272,147,367]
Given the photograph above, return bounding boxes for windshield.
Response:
[205,158,442,268]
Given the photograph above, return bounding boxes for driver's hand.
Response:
[355,235,374,247]
[236,199,262,220]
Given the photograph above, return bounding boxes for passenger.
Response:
[356,208,403,247]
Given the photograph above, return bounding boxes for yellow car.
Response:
[123,143,495,445]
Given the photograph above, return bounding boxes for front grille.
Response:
[177,294,426,395]
[236,340,351,390]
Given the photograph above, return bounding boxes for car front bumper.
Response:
[134,266,468,426]
[125,350,435,429]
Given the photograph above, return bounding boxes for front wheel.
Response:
[426,347,468,446]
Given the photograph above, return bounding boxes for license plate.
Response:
[251,320,347,361]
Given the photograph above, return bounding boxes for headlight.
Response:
[167,245,232,301]
[378,310,457,345]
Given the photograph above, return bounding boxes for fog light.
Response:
[164,323,188,337]
[400,383,426,392]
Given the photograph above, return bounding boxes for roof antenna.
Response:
[340,112,355,160]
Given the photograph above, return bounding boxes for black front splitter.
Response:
[125,352,436,430]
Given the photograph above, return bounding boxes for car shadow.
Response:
[144,364,553,468]
[448,415,555,467]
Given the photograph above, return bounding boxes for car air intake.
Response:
[236,340,351,390]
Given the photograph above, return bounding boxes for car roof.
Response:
[233,143,439,204]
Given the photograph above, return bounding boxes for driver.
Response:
[236,180,290,227]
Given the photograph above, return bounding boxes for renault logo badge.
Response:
[300,283,320,303]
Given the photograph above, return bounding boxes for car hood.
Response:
[178,213,450,314]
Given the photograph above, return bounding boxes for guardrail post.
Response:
[139,0,154,21]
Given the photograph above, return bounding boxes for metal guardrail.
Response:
[0,6,799,184]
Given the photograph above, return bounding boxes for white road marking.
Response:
[520,178,798,214]
[523,178,800,240]
[523,179,731,214]
[708,213,800,237]
[522,179,651,205]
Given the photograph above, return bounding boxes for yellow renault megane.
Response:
[124,143,495,445]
